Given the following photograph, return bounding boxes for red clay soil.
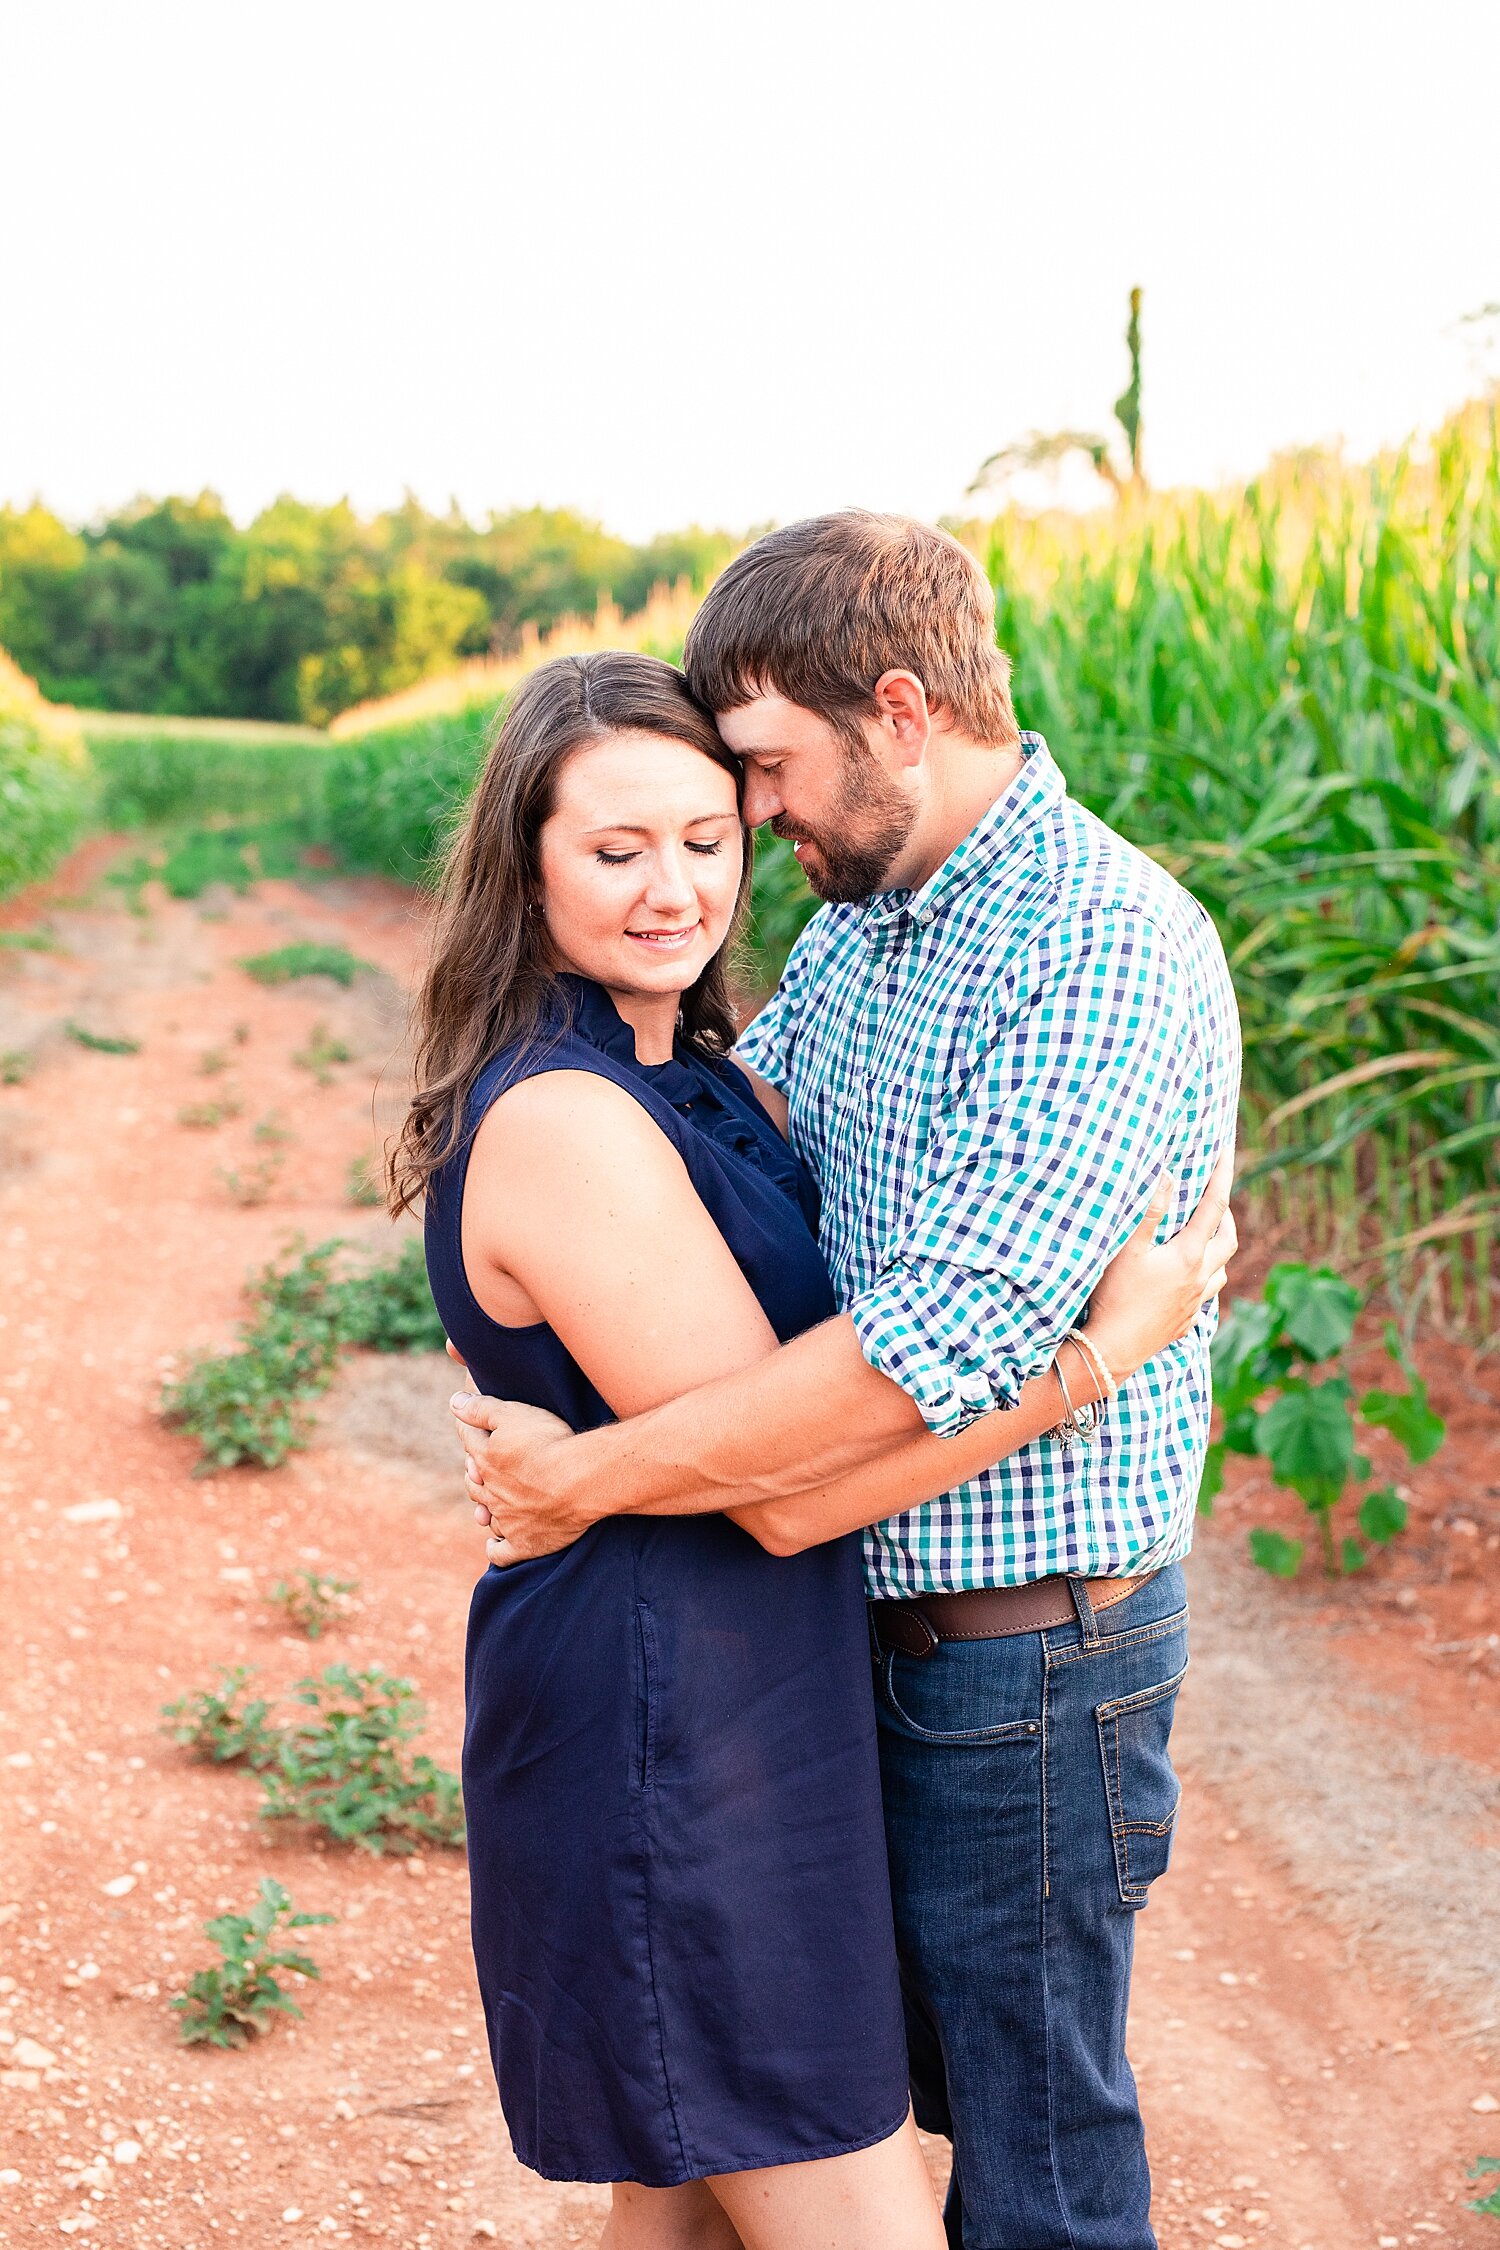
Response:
[1,849,1496,2249]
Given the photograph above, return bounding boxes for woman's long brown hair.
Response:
[389,651,750,1215]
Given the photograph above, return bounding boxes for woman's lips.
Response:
[625,925,699,949]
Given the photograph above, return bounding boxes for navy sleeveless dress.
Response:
[424,976,910,2188]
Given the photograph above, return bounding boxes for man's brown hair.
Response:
[683,510,1020,749]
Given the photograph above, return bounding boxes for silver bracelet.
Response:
[1050,1345,1102,1447]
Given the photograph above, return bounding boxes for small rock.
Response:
[100,1876,135,1898]
[12,2040,55,2071]
[61,1500,122,1526]
[472,2226,497,2242]
[402,2144,432,2165]
[281,2210,303,2225]
[1473,2092,1499,2112]
[110,2142,140,2166]
[3,1753,33,1770]
[1218,1972,1240,1986]
[332,2099,355,2121]
[0,2168,21,2184]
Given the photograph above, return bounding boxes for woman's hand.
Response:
[1085,1142,1238,1382]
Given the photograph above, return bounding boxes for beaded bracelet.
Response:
[1066,1327,1119,1402]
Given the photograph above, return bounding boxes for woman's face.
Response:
[536,732,743,1001]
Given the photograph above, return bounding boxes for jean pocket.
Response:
[878,1650,1043,1747]
[1095,1661,1187,1906]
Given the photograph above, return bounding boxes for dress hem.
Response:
[506,2100,914,2189]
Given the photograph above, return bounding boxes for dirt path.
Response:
[1,855,1496,2249]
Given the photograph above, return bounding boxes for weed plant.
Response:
[0,927,57,953]
[161,1236,442,1469]
[1,1050,31,1085]
[215,1153,284,1206]
[65,1021,140,1056]
[177,1096,241,1129]
[241,942,370,987]
[1471,2160,1500,2217]
[294,1022,351,1083]
[268,1569,359,1640]
[160,1666,277,1765]
[258,1666,465,1854]
[172,1879,333,2048]
[332,1238,446,1352]
[1201,1262,1445,1577]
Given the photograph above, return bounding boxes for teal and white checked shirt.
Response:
[737,735,1242,1597]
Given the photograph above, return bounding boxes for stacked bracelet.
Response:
[1049,1331,1118,1448]
[1067,1328,1119,1401]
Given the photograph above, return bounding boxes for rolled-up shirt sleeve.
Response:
[850,909,1198,1437]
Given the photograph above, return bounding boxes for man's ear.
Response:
[872,670,932,770]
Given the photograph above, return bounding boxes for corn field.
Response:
[972,397,1500,1331]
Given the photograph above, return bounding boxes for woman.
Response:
[393,653,1233,2250]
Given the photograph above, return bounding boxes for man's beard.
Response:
[772,747,916,904]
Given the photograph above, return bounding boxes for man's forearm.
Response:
[565,1313,929,1520]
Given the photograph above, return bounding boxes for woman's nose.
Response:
[643,852,698,912]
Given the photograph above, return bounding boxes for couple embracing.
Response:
[391,513,1241,2250]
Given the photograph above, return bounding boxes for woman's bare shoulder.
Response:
[469,1065,683,1180]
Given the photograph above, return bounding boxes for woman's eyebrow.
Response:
[579,811,738,838]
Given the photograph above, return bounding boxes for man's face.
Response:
[715,693,917,903]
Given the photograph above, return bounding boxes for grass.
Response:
[240,942,372,986]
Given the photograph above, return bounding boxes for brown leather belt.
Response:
[869,1572,1156,1660]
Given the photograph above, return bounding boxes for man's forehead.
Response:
[716,693,821,754]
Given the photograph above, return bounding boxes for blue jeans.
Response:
[874,1564,1188,2250]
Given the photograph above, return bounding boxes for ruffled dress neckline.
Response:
[555,974,817,1224]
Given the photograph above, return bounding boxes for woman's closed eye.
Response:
[594,840,723,866]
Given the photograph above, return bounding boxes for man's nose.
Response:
[741,772,783,827]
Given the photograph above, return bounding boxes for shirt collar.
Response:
[862,731,1062,932]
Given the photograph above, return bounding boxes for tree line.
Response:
[0,493,736,725]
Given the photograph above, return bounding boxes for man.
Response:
[455,512,1241,2248]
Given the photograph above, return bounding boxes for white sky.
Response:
[5,0,1499,539]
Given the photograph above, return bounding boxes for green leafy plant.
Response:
[160,1666,277,1766]
[160,1241,345,1470]
[253,1109,294,1146]
[331,1238,445,1352]
[268,1569,359,1640]
[65,1021,140,1055]
[1,1049,31,1085]
[1201,1263,1445,1577]
[241,942,370,987]
[293,1021,352,1083]
[0,926,57,953]
[198,1046,227,1076]
[171,1879,333,2048]
[161,1237,442,1471]
[1470,2158,1500,2218]
[258,1666,464,1855]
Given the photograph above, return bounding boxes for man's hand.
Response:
[451,1390,592,1567]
